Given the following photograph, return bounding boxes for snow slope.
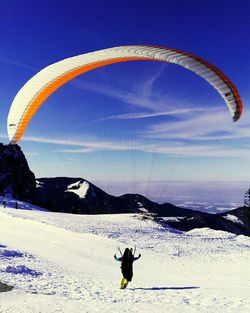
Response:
[0,203,250,313]
[66,180,89,199]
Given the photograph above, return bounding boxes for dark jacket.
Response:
[114,248,141,281]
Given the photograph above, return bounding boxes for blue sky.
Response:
[0,0,250,196]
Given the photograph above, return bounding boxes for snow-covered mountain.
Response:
[34,177,250,236]
[0,142,249,236]
[0,203,250,312]
[35,177,140,214]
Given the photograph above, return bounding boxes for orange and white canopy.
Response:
[7,45,243,144]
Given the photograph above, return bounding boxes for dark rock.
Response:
[0,143,36,202]
[218,207,250,236]
[0,281,14,292]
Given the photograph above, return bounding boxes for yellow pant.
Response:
[119,277,129,289]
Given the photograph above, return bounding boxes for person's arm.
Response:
[133,254,141,261]
[114,254,122,261]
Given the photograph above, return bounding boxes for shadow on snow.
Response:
[133,286,200,291]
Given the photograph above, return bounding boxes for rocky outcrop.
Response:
[218,207,250,236]
[0,143,36,202]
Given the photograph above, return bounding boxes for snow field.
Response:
[0,205,250,312]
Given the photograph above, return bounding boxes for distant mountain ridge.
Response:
[0,142,249,236]
[36,177,250,236]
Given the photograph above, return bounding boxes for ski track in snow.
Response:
[0,205,250,312]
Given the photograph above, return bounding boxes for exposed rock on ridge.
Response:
[0,143,36,202]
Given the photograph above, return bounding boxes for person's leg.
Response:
[123,280,129,288]
[119,277,127,289]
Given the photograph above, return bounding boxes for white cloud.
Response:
[19,131,250,159]
[0,58,36,72]
[22,135,137,151]
[70,63,178,111]
[143,108,250,142]
[55,148,96,153]
[3,105,250,160]
[97,108,208,121]
[24,151,39,157]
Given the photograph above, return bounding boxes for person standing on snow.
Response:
[114,248,141,289]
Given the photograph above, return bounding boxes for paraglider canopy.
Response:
[7,45,242,144]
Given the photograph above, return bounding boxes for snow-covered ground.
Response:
[0,203,250,313]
